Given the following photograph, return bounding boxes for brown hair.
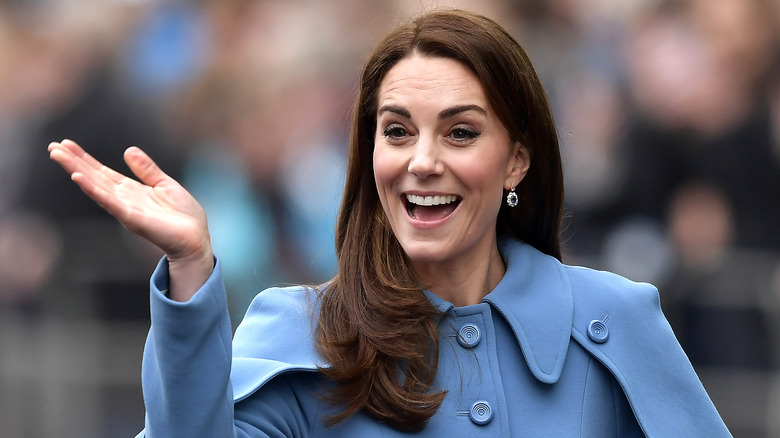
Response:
[315,9,564,431]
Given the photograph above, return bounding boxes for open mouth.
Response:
[404,194,461,221]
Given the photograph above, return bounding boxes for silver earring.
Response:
[506,187,518,208]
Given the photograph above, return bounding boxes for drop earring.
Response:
[506,187,518,208]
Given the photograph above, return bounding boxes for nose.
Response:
[407,136,444,179]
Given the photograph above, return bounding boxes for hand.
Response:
[49,139,213,301]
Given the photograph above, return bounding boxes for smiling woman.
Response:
[48,8,731,438]
[372,54,528,304]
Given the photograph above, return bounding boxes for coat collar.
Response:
[425,239,573,384]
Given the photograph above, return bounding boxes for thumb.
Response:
[124,146,171,187]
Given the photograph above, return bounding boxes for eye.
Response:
[448,126,481,143]
[383,124,410,141]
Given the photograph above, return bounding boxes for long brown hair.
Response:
[315,9,564,431]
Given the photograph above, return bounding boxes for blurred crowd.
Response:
[1,0,779,436]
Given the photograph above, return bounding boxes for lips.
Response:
[404,193,461,221]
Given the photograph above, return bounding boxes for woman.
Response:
[49,9,731,438]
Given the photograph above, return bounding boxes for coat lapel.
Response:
[483,240,574,384]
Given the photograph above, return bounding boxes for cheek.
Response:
[372,147,404,225]
[372,144,401,191]
[456,156,508,195]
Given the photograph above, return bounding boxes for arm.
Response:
[141,258,318,438]
[142,257,235,437]
[50,140,315,437]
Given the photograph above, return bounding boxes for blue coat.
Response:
[137,240,731,437]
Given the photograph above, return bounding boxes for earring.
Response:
[506,187,518,208]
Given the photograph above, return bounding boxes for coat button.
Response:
[457,323,481,348]
[469,400,494,425]
[587,320,609,344]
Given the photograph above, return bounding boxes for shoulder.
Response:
[563,264,661,315]
[501,240,660,315]
[562,263,668,357]
[240,284,319,320]
[233,285,324,359]
[231,285,327,402]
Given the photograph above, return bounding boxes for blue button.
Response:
[470,400,494,425]
[587,320,609,344]
[457,323,481,348]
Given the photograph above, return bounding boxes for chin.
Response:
[397,240,453,266]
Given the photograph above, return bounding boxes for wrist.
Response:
[167,240,215,302]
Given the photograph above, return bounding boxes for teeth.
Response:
[406,194,459,206]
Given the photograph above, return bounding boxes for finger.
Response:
[49,141,82,174]
[49,139,127,185]
[61,139,128,184]
[69,171,133,218]
[49,144,146,220]
[51,139,102,171]
[124,146,174,188]
[49,143,96,180]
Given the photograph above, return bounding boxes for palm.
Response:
[49,140,209,261]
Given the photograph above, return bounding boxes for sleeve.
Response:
[137,257,315,438]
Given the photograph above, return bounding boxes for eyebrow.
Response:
[438,104,487,119]
[377,105,411,119]
[377,104,487,120]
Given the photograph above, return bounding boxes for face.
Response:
[373,54,530,272]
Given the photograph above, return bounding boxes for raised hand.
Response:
[49,139,213,301]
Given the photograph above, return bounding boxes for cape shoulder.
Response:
[563,264,731,437]
[230,286,325,402]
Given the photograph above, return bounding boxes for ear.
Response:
[504,141,530,190]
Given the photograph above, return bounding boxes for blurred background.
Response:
[0,0,779,436]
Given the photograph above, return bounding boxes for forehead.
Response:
[377,54,487,108]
